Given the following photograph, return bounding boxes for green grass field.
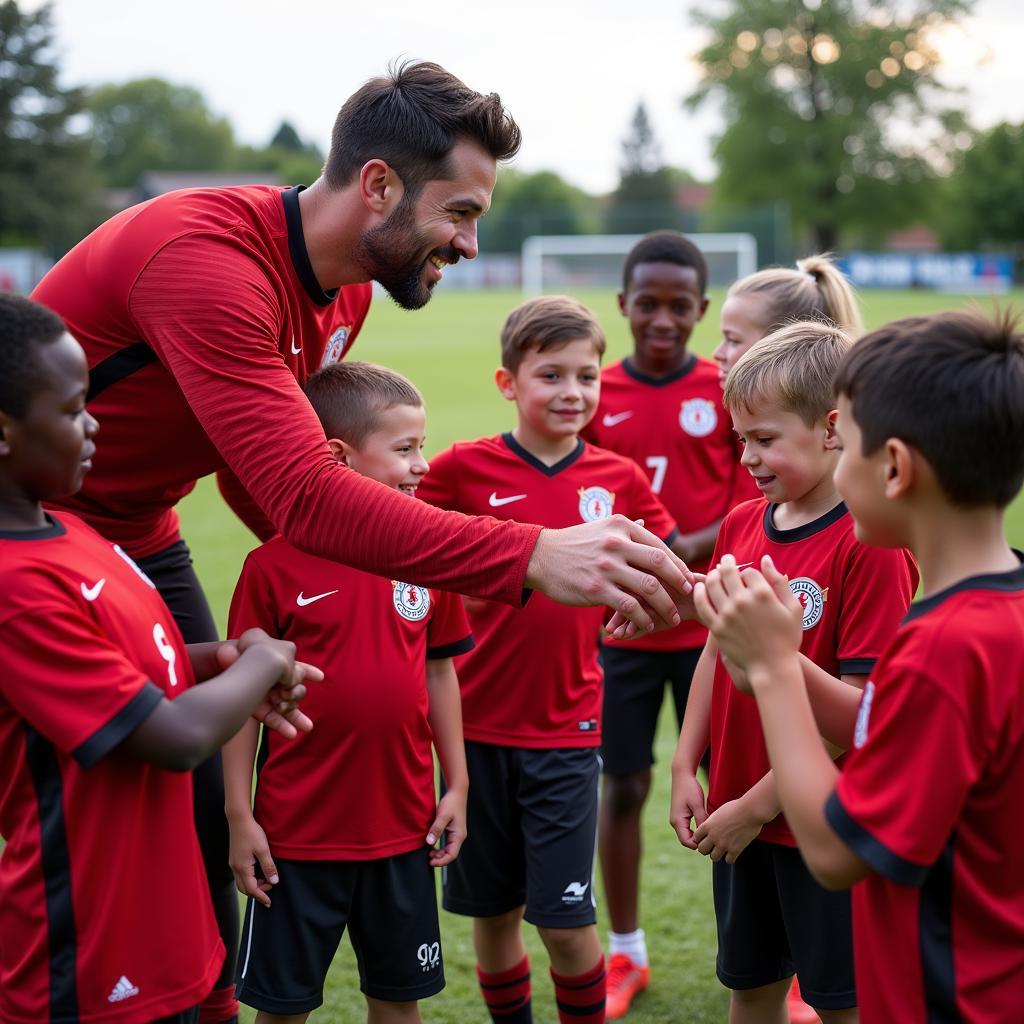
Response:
[177,287,1024,1023]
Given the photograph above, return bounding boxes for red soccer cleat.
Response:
[787,976,821,1024]
[605,952,650,1019]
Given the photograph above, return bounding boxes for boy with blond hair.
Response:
[694,311,1024,1023]
[670,321,917,1023]
[418,295,678,1024]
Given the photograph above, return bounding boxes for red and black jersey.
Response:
[708,499,917,846]
[417,433,677,747]
[827,564,1024,1024]
[0,513,222,1024]
[228,535,473,860]
[584,355,742,650]
[32,186,539,606]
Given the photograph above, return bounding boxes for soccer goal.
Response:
[521,233,758,296]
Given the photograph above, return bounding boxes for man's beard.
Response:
[355,193,455,311]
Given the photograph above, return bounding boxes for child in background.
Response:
[717,254,863,521]
[693,310,1024,1023]
[670,322,917,1024]
[582,231,736,1018]
[418,295,678,1024]
[0,293,312,1024]
[224,362,472,1024]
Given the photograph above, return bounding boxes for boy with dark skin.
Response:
[584,232,738,1017]
[0,294,317,1024]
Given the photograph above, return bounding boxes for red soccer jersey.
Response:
[32,186,539,606]
[584,355,742,650]
[0,513,222,1024]
[228,536,473,860]
[827,565,1024,1024]
[417,433,677,747]
[707,499,917,846]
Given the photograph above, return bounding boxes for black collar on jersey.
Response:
[622,353,697,387]
[904,550,1024,623]
[282,186,339,307]
[762,500,847,543]
[501,432,585,477]
[0,513,67,540]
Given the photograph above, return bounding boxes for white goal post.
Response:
[521,233,758,296]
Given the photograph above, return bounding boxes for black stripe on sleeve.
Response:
[427,635,475,660]
[838,658,876,675]
[23,724,79,1020]
[86,342,159,402]
[825,790,929,886]
[72,682,165,769]
[919,837,958,1022]
[663,528,679,547]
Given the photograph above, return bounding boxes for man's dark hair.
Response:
[0,293,67,417]
[323,61,522,194]
[304,360,422,448]
[834,309,1024,508]
[622,230,708,295]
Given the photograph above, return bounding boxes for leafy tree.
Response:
[88,78,236,186]
[605,102,684,234]
[481,168,597,253]
[940,122,1024,250]
[688,0,974,250]
[0,1,104,253]
[233,120,324,186]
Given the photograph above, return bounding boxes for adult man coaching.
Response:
[33,61,690,1023]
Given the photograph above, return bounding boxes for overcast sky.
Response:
[40,0,1024,194]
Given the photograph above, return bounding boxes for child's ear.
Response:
[884,438,915,499]
[823,409,840,449]
[494,366,516,401]
[697,295,711,321]
[326,437,354,466]
[616,291,628,317]
[0,413,12,458]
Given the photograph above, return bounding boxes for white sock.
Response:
[609,929,648,967]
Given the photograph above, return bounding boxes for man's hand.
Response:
[426,789,467,867]
[693,798,764,864]
[693,555,803,687]
[669,771,708,850]
[228,813,278,908]
[528,516,694,634]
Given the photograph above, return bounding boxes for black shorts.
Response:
[600,645,703,776]
[151,1009,198,1024]
[235,848,444,1012]
[713,840,856,1010]
[443,743,600,929]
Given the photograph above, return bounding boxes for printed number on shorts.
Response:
[645,455,668,494]
[417,941,440,972]
[152,623,178,687]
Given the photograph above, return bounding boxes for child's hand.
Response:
[253,658,322,738]
[228,814,278,908]
[693,798,763,864]
[693,555,803,680]
[668,771,707,850]
[426,790,467,867]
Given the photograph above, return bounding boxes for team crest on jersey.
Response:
[578,486,615,522]
[789,577,826,630]
[853,681,875,749]
[679,398,718,437]
[392,581,430,621]
[321,325,352,368]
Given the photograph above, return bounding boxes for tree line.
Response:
[0,0,1019,260]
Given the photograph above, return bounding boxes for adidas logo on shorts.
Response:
[107,976,139,1002]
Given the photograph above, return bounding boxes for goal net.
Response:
[521,233,758,296]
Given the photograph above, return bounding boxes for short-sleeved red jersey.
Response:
[228,536,472,860]
[32,186,539,606]
[0,513,222,1024]
[417,433,677,747]
[826,565,1024,1024]
[708,499,917,846]
[584,355,742,650]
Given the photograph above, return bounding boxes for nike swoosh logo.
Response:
[296,589,338,607]
[488,492,528,507]
[81,578,106,601]
[290,336,302,355]
[602,411,634,427]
